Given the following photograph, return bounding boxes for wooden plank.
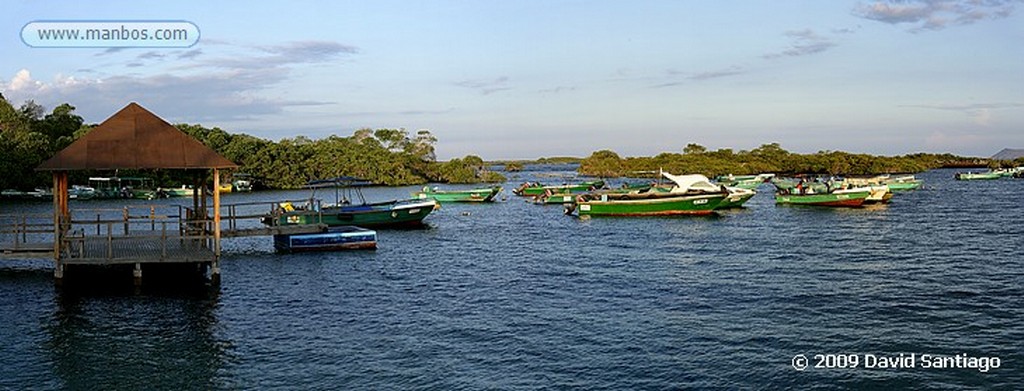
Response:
[219,224,327,238]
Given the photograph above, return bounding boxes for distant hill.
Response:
[991,148,1024,161]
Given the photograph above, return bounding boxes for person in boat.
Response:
[796,180,805,195]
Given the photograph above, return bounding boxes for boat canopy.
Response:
[661,171,721,192]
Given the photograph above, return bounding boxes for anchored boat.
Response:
[565,172,730,216]
[955,171,1001,180]
[774,182,872,207]
[274,226,377,252]
[414,185,502,202]
[263,177,438,228]
[512,180,604,197]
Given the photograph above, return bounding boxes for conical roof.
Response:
[37,102,238,170]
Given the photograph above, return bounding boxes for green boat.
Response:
[159,185,196,198]
[883,175,923,191]
[535,192,579,204]
[88,176,157,199]
[714,173,775,190]
[565,172,732,216]
[569,192,725,216]
[263,177,438,228]
[664,172,756,209]
[512,180,604,197]
[775,187,871,207]
[955,171,1001,180]
[414,185,502,202]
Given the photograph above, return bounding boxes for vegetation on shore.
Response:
[578,143,1019,178]
[0,96,503,191]
[3,96,1020,191]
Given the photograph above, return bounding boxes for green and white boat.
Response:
[955,171,1002,180]
[881,175,923,191]
[569,192,726,216]
[774,184,872,207]
[263,177,438,228]
[414,185,502,202]
[88,176,157,199]
[565,172,730,216]
[665,172,755,209]
[159,185,195,198]
[714,173,775,190]
[512,180,604,197]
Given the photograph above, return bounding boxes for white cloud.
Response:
[1,40,357,124]
[854,0,1020,31]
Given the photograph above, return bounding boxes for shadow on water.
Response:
[46,268,230,390]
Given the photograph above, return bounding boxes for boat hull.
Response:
[885,181,921,191]
[415,186,501,202]
[271,199,437,228]
[575,193,725,216]
[514,181,604,196]
[775,191,870,207]
[716,191,755,209]
[955,172,1001,180]
[274,226,377,252]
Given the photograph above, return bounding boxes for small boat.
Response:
[264,177,438,228]
[232,173,254,192]
[955,171,1002,180]
[774,184,871,207]
[0,189,27,199]
[69,185,96,200]
[414,185,502,202]
[862,185,893,204]
[274,226,377,252]
[88,176,157,199]
[565,172,727,216]
[159,185,195,198]
[512,180,604,197]
[219,183,233,193]
[881,175,923,191]
[663,173,756,209]
[714,173,775,190]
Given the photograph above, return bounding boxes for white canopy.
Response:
[660,171,721,192]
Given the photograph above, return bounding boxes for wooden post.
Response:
[52,171,69,282]
[133,262,142,286]
[211,168,221,285]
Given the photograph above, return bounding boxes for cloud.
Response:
[763,29,837,59]
[1,40,357,124]
[202,40,358,71]
[853,0,1020,31]
[177,49,203,60]
[137,51,166,60]
[902,102,1024,125]
[650,66,748,88]
[538,86,577,94]
[454,77,511,95]
[687,67,747,81]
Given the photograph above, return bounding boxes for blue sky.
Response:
[3,1,1022,160]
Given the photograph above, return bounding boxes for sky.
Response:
[2,0,1022,160]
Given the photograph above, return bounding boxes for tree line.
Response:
[578,143,1020,178]
[0,96,503,191]
[3,96,1018,191]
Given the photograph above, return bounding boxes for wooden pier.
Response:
[2,200,328,266]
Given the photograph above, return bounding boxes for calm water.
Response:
[1,168,1022,389]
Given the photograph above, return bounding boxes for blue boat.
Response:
[273,226,377,252]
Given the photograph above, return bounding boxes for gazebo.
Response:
[37,102,238,285]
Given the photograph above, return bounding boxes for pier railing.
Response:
[2,199,327,262]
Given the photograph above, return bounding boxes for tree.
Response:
[683,143,707,155]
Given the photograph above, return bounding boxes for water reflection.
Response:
[48,283,229,390]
